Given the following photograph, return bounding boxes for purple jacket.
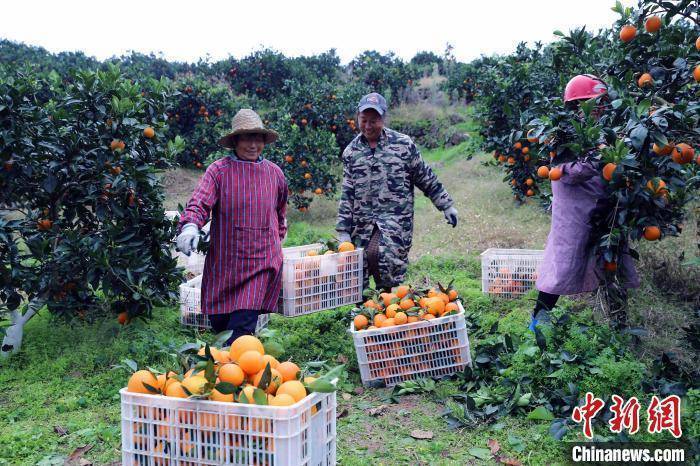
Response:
[536,160,639,295]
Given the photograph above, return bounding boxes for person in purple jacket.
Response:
[176,109,288,344]
[530,75,639,331]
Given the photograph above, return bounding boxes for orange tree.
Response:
[0,66,182,356]
[264,120,340,211]
[481,0,699,313]
[165,76,249,167]
[348,51,419,104]
[271,78,366,155]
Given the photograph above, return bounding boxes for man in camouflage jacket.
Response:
[336,93,458,290]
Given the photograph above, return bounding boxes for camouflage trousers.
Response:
[365,226,395,292]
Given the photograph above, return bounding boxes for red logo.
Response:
[572,392,605,439]
[609,395,641,435]
[647,395,682,438]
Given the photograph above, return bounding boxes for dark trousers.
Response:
[208,310,262,346]
[533,291,559,316]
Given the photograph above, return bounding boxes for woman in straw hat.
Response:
[176,109,287,344]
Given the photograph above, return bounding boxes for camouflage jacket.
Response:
[336,128,453,286]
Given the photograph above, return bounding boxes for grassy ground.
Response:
[1,117,698,464]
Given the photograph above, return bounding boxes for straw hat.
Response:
[218,109,278,148]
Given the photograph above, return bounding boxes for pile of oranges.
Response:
[353,284,461,331]
[126,335,318,407]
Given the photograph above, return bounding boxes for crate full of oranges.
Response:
[349,283,472,387]
[280,241,363,317]
[120,335,340,465]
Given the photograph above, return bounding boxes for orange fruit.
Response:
[363,299,380,309]
[374,313,387,326]
[385,304,399,318]
[426,297,445,316]
[117,311,129,325]
[238,350,264,375]
[270,393,296,407]
[537,166,549,178]
[646,178,667,196]
[652,143,673,155]
[37,219,53,231]
[284,155,294,163]
[276,380,307,402]
[181,375,208,396]
[526,189,535,197]
[395,285,410,299]
[314,188,323,195]
[210,388,234,402]
[619,24,637,42]
[445,302,459,314]
[549,167,562,181]
[498,155,506,163]
[367,325,378,330]
[423,313,435,320]
[394,312,408,325]
[514,142,522,150]
[407,316,419,324]
[427,288,438,298]
[307,250,319,256]
[382,318,396,327]
[522,147,529,155]
[218,363,245,386]
[692,65,700,82]
[110,139,124,151]
[253,368,283,394]
[381,293,398,307]
[671,143,694,164]
[229,335,264,362]
[354,314,369,330]
[165,381,188,398]
[262,354,280,369]
[643,226,661,241]
[338,241,355,252]
[143,127,155,138]
[525,178,534,186]
[156,371,176,393]
[602,163,617,181]
[399,298,415,310]
[127,370,158,394]
[303,173,312,179]
[645,16,662,33]
[507,156,515,165]
[696,36,700,51]
[277,361,301,382]
[638,73,653,87]
[448,289,458,301]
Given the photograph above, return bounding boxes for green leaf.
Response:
[528,406,554,421]
[214,382,237,395]
[468,447,492,460]
[257,363,272,392]
[307,379,336,393]
[252,387,268,405]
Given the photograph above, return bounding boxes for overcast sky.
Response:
[2,0,634,64]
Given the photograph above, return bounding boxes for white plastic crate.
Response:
[350,302,471,388]
[121,388,336,466]
[280,244,363,317]
[179,275,270,333]
[480,248,544,298]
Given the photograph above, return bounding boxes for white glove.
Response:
[443,206,458,228]
[337,232,352,243]
[177,223,200,256]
